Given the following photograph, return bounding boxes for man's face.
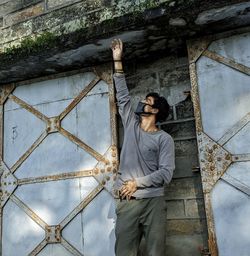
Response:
[142,96,156,114]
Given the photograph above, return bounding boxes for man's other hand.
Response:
[110,38,123,61]
[120,180,137,200]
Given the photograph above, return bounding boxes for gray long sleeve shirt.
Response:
[113,73,175,198]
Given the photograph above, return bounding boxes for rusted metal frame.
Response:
[59,127,108,163]
[10,194,47,229]
[59,77,101,121]
[28,239,47,256]
[221,173,250,196]
[188,63,203,133]
[61,237,83,256]
[232,154,250,162]
[60,184,103,229]
[187,38,210,64]
[8,94,50,123]
[218,112,250,146]
[203,50,250,76]
[188,42,219,255]
[107,68,118,147]
[0,207,2,255]
[10,131,48,173]
[18,169,93,185]
[203,193,218,256]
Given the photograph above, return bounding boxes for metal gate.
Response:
[188,28,250,256]
[0,64,118,256]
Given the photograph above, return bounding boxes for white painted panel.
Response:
[15,133,97,179]
[196,57,250,141]
[224,121,250,154]
[37,244,73,256]
[208,32,250,67]
[15,177,98,225]
[2,200,44,256]
[224,162,250,185]
[62,214,84,254]
[62,92,111,155]
[211,180,250,256]
[81,190,116,256]
[4,99,46,168]
[13,72,97,106]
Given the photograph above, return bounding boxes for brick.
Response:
[0,0,22,17]
[185,199,206,218]
[4,2,44,26]
[165,176,204,200]
[166,200,185,219]
[174,155,199,178]
[166,234,208,256]
[166,219,206,235]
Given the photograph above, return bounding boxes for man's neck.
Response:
[140,116,159,132]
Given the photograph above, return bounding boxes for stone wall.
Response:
[122,52,208,256]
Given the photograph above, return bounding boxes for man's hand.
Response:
[110,39,123,61]
[120,180,137,200]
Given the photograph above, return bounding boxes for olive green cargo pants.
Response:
[115,196,167,256]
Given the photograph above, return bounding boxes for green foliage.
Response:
[3,31,57,57]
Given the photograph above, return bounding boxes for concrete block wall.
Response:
[122,53,208,256]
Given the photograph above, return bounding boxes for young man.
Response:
[111,39,175,256]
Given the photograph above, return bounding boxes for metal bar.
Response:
[218,112,250,146]
[60,185,103,228]
[173,136,196,141]
[108,70,118,147]
[8,95,50,123]
[203,50,250,75]
[59,77,101,121]
[28,239,47,256]
[232,154,250,162]
[10,131,48,173]
[221,173,250,196]
[10,194,47,229]
[18,169,93,185]
[0,105,3,161]
[59,127,108,164]
[189,63,203,132]
[159,117,195,125]
[61,237,83,256]
[203,193,218,256]
[0,207,2,255]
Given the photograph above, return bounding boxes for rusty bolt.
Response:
[217,157,221,161]
[112,152,116,157]
[101,169,105,173]
[210,166,215,171]
[202,168,205,171]
[213,145,218,149]
[94,168,99,175]
[225,154,231,160]
[106,166,112,172]
[106,176,110,181]
[207,157,213,162]
[102,180,106,185]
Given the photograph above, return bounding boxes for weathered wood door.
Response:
[0,65,118,256]
[188,28,250,256]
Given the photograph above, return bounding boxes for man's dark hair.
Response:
[146,92,170,123]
